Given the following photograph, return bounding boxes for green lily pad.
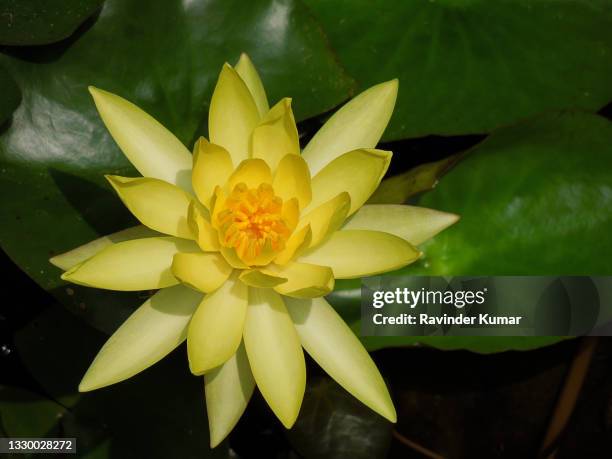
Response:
[330,111,612,353]
[0,0,104,46]
[0,64,20,125]
[304,0,612,139]
[413,111,612,276]
[286,375,392,459]
[0,386,65,437]
[0,0,354,332]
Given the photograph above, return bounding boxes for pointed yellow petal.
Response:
[210,186,227,227]
[307,149,392,217]
[192,137,234,208]
[282,197,300,230]
[205,342,255,448]
[343,205,460,246]
[187,276,247,374]
[252,98,300,170]
[285,296,396,422]
[267,262,334,298]
[50,225,159,271]
[171,252,232,293]
[228,158,272,189]
[61,237,198,291]
[209,64,260,164]
[273,154,312,209]
[274,224,312,265]
[249,241,280,267]
[243,288,305,428]
[79,285,202,391]
[89,87,193,190]
[219,246,249,269]
[188,201,220,252]
[298,192,350,248]
[235,53,269,118]
[299,230,420,279]
[239,269,287,288]
[302,79,398,175]
[106,175,194,239]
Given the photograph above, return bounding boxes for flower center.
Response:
[215,182,291,264]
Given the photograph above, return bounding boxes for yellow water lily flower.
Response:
[51,54,458,447]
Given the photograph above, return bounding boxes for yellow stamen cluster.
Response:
[216,183,291,263]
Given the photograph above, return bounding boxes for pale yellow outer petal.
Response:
[306,149,392,217]
[205,342,255,448]
[106,175,194,239]
[274,224,312,265]
[61,237,199,291]
[227,158,273,190]
[50,225,160,271]
[187,276,247,374]
[302,79,398,175]
[299,230,420,279]
[209,64,261,164]
[252,98,300,170]
[79,285,203,391]
[192,138,234,208]
[243,288,305,428]
[188,202,220,252]
[342,205,460,246]
[284,296,396,422]
[273,154,312,210]
[89,87,193,191]
[235,53,269,118]
[298,192,350,248]
[268,262,334,298]
[171,252,232,293]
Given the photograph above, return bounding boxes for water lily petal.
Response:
[210,186,227,227]
[228,158,273,190]
[252,98,300,170]
[343,205,460,246]
[274,224,312,265]
[243,288,305,428]
[239,269,287,288]
[79,285,202,391]
[50,225,160,271]
[268,262,334,298]
[285,296,396,422]
[62,237,198,290]
[106,175,194,239]
[209,64,260,164]
[249,242,280,267]
[219,246,248,269]
[302,79,398,175]
[273,154,312,209]
[307,149,392,216]
[188,202,220,252]
[298,192,350,248]
[89,87,193,190]
[205,343,255,448]
[192,137,234,208]
[235,53,269,118]
[187,276,247,374]
[171,252,232,293]
[282,197,300,230]
[299,230,420,279]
